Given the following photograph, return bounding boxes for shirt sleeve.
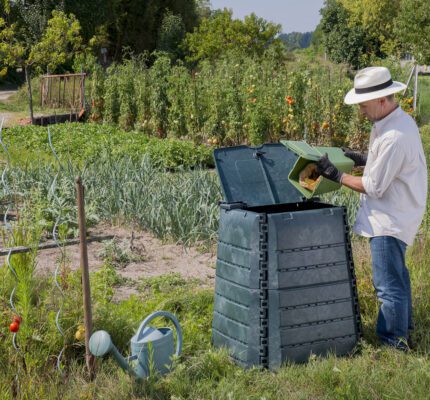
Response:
[362,134,406,199]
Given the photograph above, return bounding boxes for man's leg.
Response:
[370,236,410,348]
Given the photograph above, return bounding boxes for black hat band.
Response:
[355,79,393,94]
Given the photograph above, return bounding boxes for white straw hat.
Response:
[344,66,407,105]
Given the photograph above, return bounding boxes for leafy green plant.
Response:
[97,238,145,269]
[2,123,214,169]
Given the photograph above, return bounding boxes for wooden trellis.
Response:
[40,73,86,111]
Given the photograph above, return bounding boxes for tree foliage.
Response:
[339,0,401,55]
[395,0,430,64]
[1,1,201,64]
[64,0,199,61]
[30,10,82,71]
[182,8,283,63]
[0,7,82,71]
[0,4,83,120]
[320,0,370,69]
[319,0,430,68]
[157,11,186,58]
[279,32,313,51]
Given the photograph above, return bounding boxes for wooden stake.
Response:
[75,176,96,378]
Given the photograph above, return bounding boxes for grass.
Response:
[418,75,430,125]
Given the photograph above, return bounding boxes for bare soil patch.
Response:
[33,222,216,299]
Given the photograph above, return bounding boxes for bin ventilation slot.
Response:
[279,279,351,292]
[213,310,250,327]
[217,257,251,271]
[277,243,344,253]
[212,327,248,345]
[215,292,250,309]
[278,261,346,272]
[215,274,251,289]
[280,298,352,310]
[218,240,251,251]
[282,334,356,349]
[281,316,354,330]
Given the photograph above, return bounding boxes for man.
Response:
[316,66,427,349]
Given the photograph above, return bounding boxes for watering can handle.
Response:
[137,310,183,357]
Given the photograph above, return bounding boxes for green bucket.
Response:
[281,140,354,199]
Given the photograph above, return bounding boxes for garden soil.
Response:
[35,222,216,300]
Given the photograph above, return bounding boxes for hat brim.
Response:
[344,81,407,105]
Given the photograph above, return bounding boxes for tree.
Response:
[98,0,199,61]
[279,32,313,51]
[310,25,324,52]
[395,0,430,64]
[156,11,186,58]
[320,0,370,69]
[182,8,283,63]
[0,6,82,121]
[195,0,211,19]
[339,0,401,55]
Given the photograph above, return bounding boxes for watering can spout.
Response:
[89,330,137,377]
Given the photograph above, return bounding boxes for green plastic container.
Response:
[281,140,354,199]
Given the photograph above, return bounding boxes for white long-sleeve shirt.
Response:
[353,106,427,245]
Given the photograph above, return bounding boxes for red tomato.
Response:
[13,316,22,324]
[9,322,19,333]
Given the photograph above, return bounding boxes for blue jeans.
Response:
[370,236,412,348]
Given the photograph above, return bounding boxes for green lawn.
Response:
[419,75,430,125]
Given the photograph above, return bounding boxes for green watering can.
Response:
[281,140,354,199]
[89,311,182,379]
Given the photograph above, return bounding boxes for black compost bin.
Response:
[212,143,362,369]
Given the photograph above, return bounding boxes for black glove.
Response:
[316,153,343,183]
[342,148,367,167]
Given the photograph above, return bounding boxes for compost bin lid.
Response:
[214,143,303,207]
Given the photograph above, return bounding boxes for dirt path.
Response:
[0,89,26,127]
[0,91,17,102]
[32,222,216,300]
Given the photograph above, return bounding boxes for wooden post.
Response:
[81,73,86,110]
[25,65,34,124]
[75,176,96,378]
[63,76,66,108]
[72,75,76,110]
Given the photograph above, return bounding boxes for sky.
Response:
[210,0,325,33]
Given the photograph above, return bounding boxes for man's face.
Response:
[358,98,384,122]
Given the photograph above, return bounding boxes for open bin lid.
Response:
[213,143,303,207]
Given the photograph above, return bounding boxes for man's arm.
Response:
[340,174,366,193]
[316,154,366,194]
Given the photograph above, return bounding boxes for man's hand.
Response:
[316,153,343,183]
[342,148,367,167]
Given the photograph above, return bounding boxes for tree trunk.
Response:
[25,65,34,124]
